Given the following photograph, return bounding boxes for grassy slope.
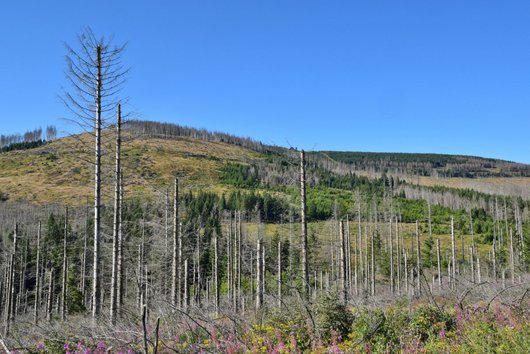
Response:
[0,132,261,204]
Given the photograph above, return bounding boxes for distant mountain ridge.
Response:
[125,120,530,178]
[319,151,530,178]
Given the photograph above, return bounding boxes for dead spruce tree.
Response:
[171,178,179,307]
[110,104,122,324]
[300,150,309,298]
[63,28,128,318]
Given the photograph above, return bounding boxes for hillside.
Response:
[1,121,529,353]
[1,120,530,205]
[320,150,530,178]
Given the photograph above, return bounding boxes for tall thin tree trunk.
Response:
[300,150,309,298]
[277,240,282,307]
[451,217,456,290]
[346,216,352,297]
[339,220,347,302]
[470,246,475,283]
[171,178,179,306]
[370,216,375,296]
[92,45,103,319]
[404,252,409,294]
[436,239,442,288]
[389,215,394,294]
[110,105,121,323]
[510,229,515,285]
[61,208,68,321]
[237,211,242,310]
[46,269,54,322]
[256,238,262,310]
[183,259,189,311]
[415,221,421,295]
[396,215,401,295]
[428,202,433,265]
[117,167,124,314]
[81,197,88,306]
[477,256,482,283]
[214,229,219,313]
[6,223,19,332]
[227,213,232,304]
[92,45,102,318]
[34,221,41,325]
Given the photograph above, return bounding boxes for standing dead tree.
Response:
[110,104,122,324]
[171,178,179,307]
[300,150,309,299]
[62,28,128,318]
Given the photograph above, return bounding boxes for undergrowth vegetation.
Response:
[10,294,529,353]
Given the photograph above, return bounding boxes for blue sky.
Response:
[2,1,530,163]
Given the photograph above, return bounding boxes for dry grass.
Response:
[0,133,262,205]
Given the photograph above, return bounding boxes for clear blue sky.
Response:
[2,1,530,163]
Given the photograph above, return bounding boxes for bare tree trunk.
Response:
[339,220,347,302]
[346,216,352,298]
[510,229,515,285]
[110,105,121,324]
[354,210,358,295]
[256,238,262,310]
[415,221,421,295]
[451,217,456,290]
[389,215,394,294]
[61,208,68,321]
[436,239,442,288]
[227,213,232,304]
[237,211,242,310]
[357,202,363,294]
[117,167,124,314]
[171,178,179,306]
[92,45,103,319]
[477,256,482,283]
[262,245,266,300]
[178,222,183,308]
[277,240,282,307]
[183,259,189,311]
[492,236,497,282]
[81,197,89,307]
[6,223,19,333]
[34,221,41,325]
[370,216,375,296]
[232,212,237,309]
[396,216,401,295]
[137,244,142,310]
[46,269,54,322]
[4,256,13,335]
[165,188,169,294]
[214,229,219,313]
[300,150,309,298]
[470,246,475,283]
[404,252,409,294]
[364,218,368,291]
[428,202,433,265]
[288,211,293,276]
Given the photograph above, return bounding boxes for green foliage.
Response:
[67,268,85,314]
[44,213,66,270]
[314,292,354,341]
[219,163,259,188]
[409,305,454,341]
[0,139,45,153]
